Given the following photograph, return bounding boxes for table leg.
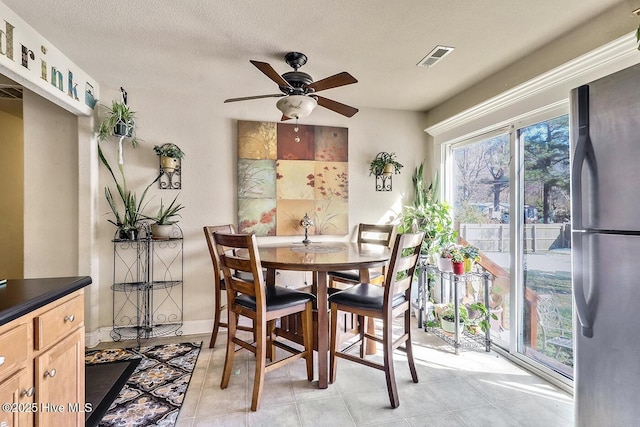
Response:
[315,271,329,389]
[265,268,276,286]
[359,268,377,355]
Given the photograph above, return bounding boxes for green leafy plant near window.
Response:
[397,163,457,258]
[435,302,497,334]
[466,302,499,334]
[460,245,480,261]
[449,246,464,263]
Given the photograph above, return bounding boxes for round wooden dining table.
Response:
[257,241,390,389]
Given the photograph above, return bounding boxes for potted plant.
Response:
[153,143,185,174]
[465,302,499,334]
[440,303,468,334]
[450,246,465,275]
[98,100,138,145]
[369,152,403,177]
[460,244,480,272]
[145,194,184,239]
[99,144,158,239]
[437,245,454,272]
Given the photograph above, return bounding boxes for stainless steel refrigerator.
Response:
[571,62,640,427]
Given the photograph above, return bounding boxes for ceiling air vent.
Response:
[417,45,454,68]
[0,85,23,100]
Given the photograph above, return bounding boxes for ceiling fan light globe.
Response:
[276,95,317,119]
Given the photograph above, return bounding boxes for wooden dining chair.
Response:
[328,231,424,408]
[203,224,254,348]
[328,223,396,289]
[214,232,315,411]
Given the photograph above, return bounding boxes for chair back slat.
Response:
[357,224,397,248]
[384,232,425,306]
[213,232,265,307]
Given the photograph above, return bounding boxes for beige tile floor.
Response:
[96,319,574,427]
[92,319,573,427]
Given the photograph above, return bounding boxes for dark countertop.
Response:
[0,276,92,326]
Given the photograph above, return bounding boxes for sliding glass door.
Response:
[450,131,511,349]
[448,111,573,383]
[517,115,573,379]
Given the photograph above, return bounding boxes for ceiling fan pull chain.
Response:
[294,118,300,143]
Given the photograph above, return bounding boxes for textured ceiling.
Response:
[1,0,630,113]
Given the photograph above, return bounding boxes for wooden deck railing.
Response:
[459,238,540,347]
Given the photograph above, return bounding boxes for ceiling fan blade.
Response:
[307,72,358,92]
[280,115,292,121]
[250,60,292,88]
[224,94,284,103]
[316,96,359,117]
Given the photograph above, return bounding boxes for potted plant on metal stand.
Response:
[98,145,158,240]
[144,194,184,239]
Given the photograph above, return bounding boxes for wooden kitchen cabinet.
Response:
[0,368,31,427]
[35,328,84,427]
[0,287,86,427]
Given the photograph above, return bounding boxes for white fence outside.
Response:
[459,223,571,252]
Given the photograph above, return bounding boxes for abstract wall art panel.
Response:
[237,120,349,236]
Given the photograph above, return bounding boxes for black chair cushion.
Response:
[329,269,382,282]
[328,283,405,311]
[236,286,316,312]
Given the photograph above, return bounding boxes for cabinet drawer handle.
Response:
[20,387,35,397]
[64,314,75,323]
[44,369,57,378]
[0,356,4,366]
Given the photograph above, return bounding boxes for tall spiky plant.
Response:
[98,143,158,236]
[398,162,457,257]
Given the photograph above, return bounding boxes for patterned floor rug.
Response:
[85,341,202,427]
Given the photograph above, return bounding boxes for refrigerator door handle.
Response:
[573,231,593,337]
[571,132,587,231]
[571,85,598,231]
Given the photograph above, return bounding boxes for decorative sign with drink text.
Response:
[0,1,99,115]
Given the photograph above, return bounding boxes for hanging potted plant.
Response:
[153,143,185,174]
[143,194,184,239]
[369,152,403,177]
[98,100,138,144]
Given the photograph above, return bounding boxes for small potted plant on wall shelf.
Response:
[154,143,185,174]
[369,152,403,177]
[98,100,138,145]
[145,194,184,239]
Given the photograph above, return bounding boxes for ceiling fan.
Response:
[224,52,359,120]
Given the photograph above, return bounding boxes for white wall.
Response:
[94,84,429,336]
[22,90,78,278]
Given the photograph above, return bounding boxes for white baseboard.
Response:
[85,319,214,348]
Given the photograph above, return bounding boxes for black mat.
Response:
[85,358,140,427]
